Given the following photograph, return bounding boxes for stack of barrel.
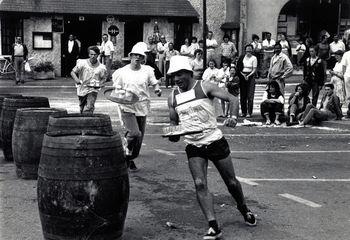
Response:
[0,95,129,239]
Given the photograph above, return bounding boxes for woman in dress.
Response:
[329,50,346,106]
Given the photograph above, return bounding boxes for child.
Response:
[225,65,240,116]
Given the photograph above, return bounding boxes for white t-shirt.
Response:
[341,51,350,77]
[262,39,276,53]
[112,64,158,116]
[242,55,257,73]
[180,45,192,56]
[101,40,114,56]
[330,41,345,54]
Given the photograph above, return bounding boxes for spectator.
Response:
[329,35,346,69]
[299,83,343,126]
[206,31,218,63]
[268,43,293,95]
[329,50,346,106]
[203,59,223,117]
[316,35,330,70]
[198,39,204,51]
[71,46,107,114]
[237,44,258,118]
[145,51,163,81]
[190,49,204,80]
[251,34,262,77]
[63,34,80,78]
[341,48,350,117]
[299,37,314,66]
[260,81,284,125]
[189,36,200,57]
[164,42,180,88]
[278,33,292,58]
[146,36,157,60]
[295,39,306,70]
[261,32,276,78]
[217,60,231,115]
[11,36,28,85]
[303,45,326,107]
[220,34,237,66]
[180,38,192,58]
[157,35,169,74]
[225,65,240,116]
[286,83,310,125]
[100,33,115,80]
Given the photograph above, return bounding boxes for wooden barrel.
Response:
[12,108,67,179]
[37,133,129,240]
[1,96,50,161]
[0,94,22,148]
[47,113,113,135]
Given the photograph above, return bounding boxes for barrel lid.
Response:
[46,129,116,137]
[49,112,110,119]
[16,108,66,114]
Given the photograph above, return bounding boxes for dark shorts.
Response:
[185,137,231,162]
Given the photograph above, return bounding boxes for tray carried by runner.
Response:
[104,88,139,104]
[162,125,203,137]
[86,79,102,88]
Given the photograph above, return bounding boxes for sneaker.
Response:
[203,227,222,240]
[246,114,251,118]
[243,211,257,226]
[129,160,139,173]
[274,119,281,125]
[265,119,271,125]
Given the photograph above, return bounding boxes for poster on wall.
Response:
[33,32,53,49]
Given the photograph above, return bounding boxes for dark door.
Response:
[124,21,143,57]
[1,17,23,55]
[174,22,192,51]
[61,16,102,76]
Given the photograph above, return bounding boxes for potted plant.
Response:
[33,61,55,80]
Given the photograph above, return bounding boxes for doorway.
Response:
[1,17,23,55]
[61,16,102,76]
[174,22,192,51]
[124,21,143,57]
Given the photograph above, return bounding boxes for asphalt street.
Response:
[1,81,350,240]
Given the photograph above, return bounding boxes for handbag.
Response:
[24,61,31,72]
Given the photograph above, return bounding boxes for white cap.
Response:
[167,55,193,75]
[129,42,148,57]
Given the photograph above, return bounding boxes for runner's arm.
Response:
[167,94,180,142]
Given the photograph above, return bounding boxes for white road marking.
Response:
[167,150,350,154]
[279,193,322,208]
[247,178,350,182]
[237,177,259,186]
[154,149,176,156]
[144,133,350,137]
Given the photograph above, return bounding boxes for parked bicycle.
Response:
[0,55,15,79]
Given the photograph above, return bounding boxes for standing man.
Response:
[63,34,80,77]
[71,46,107,114]
[112,42,161,172]
[261,32,276,78]
[11,36,28,85]
[156,35,169,75]
[206,31,218,63]
[166,55,257,240]
[164,42,180,88]
[268,43,293,95]
[101,33,115,80]
[341,49,350,117]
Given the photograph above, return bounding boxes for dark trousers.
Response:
[239,76,255,115]
[66,54,77,77]
[260,101,284,121]
[306,81,321,107]
[121,111,147,161]
[78,92,98,114]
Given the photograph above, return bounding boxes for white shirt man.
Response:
[341,50,350,116]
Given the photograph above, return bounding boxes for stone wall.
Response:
[246,0,289,42]
[23,16,62,76]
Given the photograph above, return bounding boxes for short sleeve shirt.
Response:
[72,59,107,96]
[341,51,350,77]
[112,64,158,116]
[101,40,114,56]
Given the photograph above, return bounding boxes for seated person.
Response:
[260,81,284,125]
[225,65,240,116]
[299,83,343,126]
[287,83,310,125]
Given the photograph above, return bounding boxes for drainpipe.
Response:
[239,0,247,54]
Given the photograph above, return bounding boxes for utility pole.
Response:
[203,0,207,66]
